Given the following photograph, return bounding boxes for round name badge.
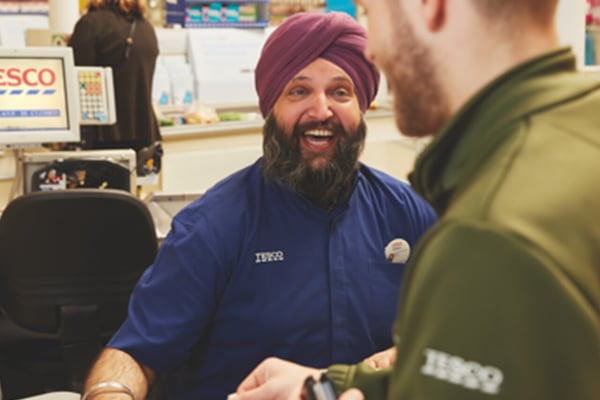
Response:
[384,238,411,264]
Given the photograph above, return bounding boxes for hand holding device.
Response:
[301,373,337,400]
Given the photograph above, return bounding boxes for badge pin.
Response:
[384,238,410,264]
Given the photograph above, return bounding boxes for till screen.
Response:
[0,57,70,132]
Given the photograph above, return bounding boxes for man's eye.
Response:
[333,88,351,97]
[289,88,307,96]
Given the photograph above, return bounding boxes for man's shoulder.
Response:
[206,160,263,196]
[357,163,434,220]
[182,160,264,217]
[358,163,417,196]
[359,163,409,184]
[168,163,263,243]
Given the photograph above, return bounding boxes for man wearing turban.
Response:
[256,11,381,212]
[81,12,436,400]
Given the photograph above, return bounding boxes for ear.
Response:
[421,0,445,31]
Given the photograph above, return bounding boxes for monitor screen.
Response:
[0,47,80,147]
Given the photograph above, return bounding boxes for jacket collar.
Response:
[409,47,598,215]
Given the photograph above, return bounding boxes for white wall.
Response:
[556,0,587,67]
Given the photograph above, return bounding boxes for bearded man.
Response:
[80,12,436,400]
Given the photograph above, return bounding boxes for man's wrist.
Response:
[81,381,135,400]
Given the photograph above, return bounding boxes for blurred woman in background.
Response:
[69,0,162,153]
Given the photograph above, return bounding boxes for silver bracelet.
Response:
[81,381,135,400]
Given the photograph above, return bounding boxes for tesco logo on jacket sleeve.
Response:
[0,68,57,87]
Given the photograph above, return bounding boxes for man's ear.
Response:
[421,0,445,31]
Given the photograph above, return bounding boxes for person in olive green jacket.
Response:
[234,0,600,399]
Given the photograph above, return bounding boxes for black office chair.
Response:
[0,189,157,398]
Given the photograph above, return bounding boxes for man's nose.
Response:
[307,92,334,121]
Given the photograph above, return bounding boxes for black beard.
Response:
[261,115,366,212]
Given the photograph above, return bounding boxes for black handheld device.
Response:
[301,373,338,400]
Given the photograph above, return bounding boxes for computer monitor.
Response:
[0,46,80,147]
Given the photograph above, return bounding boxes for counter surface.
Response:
[159,108,395,139]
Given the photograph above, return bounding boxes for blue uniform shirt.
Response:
[109,159,436,399]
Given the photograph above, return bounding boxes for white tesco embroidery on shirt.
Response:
[255,250,285,263]
[421,348,504,395]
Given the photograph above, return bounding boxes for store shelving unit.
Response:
[0,0,48,16]
[183,0,270,28]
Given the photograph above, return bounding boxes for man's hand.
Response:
[236,357,321,400]
[363,346,396,370]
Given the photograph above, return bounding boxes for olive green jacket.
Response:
[328,47,600,399]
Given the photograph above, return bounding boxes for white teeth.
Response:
[305,129,333,137]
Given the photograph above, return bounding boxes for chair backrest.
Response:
[0,189,157,390]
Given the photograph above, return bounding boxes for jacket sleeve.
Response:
[327,362,390,398]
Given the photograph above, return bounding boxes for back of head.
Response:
[87,0,147,15]
[255,11,380,118]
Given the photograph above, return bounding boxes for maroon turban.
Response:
[255,12,380,118]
